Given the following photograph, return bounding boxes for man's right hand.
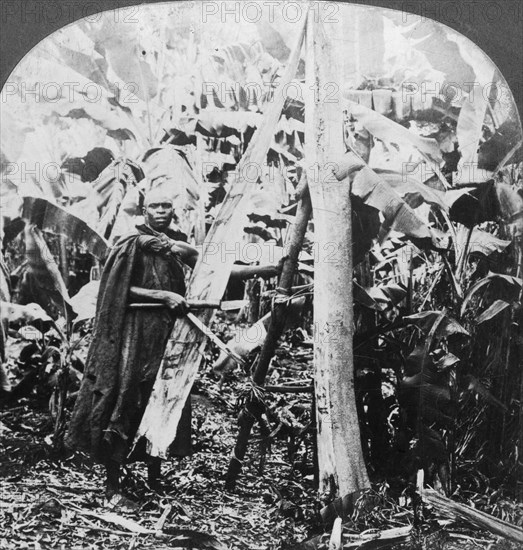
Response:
[162,292,189,315]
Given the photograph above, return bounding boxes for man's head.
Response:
[143,189,174,231]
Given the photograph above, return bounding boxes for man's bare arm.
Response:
[229,264,280,281]
[170,241,198,269]
[129,287,188,313]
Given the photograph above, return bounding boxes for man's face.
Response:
[143,198,174,231]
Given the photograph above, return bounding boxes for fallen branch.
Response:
[421,487,523,544]
[290,525,413,550]
[13,482,99,494]
[154,503,172,532]
[63,501,226,548]
[265,385,313,393]
[329,517,342,550]
[63,521,135,537]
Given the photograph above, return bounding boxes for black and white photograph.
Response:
[0,1,522,548]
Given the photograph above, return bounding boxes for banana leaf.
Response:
[20,225,73,319]
[460,273,522,317]
[352,165,434,242]
[400,343,456,428]
[344,100,442,164]
[465,375,508,411]
[495,181,523,237]
[455,226,511,258]
[91,20,158,102]
[142,146,200,210]
[92,159,143,240]
[22,197,108,259]
[375,169,448,211]
[404,311,469,337]
[434,353,460,372]
[476,299,511,324]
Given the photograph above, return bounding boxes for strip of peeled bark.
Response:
[135,16,307,458]
[304,14,369,500]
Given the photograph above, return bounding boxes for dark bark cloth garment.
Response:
[65,224,191,464]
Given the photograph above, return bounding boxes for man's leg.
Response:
[147,457,162,492]
[105,459,121,499]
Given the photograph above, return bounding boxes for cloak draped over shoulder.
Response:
[65,225,191,464]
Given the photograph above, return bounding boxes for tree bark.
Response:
[304,13,369,501]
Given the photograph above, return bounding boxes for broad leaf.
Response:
[399,344,455,428]
[20,225,73,318]
[495,181,523,237]
[476,299,511,324]
[450,180,523,235]
[405,311,469,337]
[352,164,434,241]
[453,35,495,184]
[465,375,507,411]
[92,159,143,240]
[353,282,382,311]
[344,100,442,163]
[92,20,158,102]
[375,169,448,211]
[455,95,492,184]
[460,273,522,317]
[455,224,511,259]
[142,146,200,212]
[70,280,100,322]
[22,197,108,259]
[365,283,407,308]
[434,353,460,371]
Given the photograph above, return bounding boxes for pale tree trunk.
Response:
[304,14,370,502]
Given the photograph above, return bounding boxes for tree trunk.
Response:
[304,14,369,502]
[517,235,523,500]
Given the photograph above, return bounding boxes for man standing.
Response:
[65,189,198,506]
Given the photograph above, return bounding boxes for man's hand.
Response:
[162,292,189,315]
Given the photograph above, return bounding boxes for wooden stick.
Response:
[225,176,312,490]
[63,522,136,537]
[328,517,342,550]
[154,503,172,532]
[265,385,313,393]
[12,482,99,494]
[128,301,220,309]
[128,303,245,368]
[289,525,413,550]
[421,487,523,544]
[185,312,247,368]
